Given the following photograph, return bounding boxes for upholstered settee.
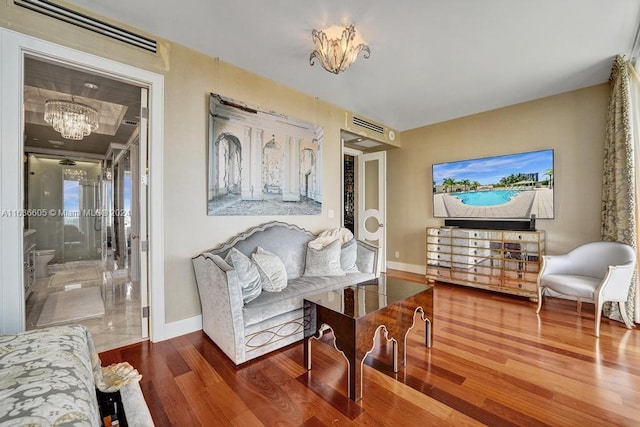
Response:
[192,221,380,365]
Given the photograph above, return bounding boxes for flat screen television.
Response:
[432,149,554,219]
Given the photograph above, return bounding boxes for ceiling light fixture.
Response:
[310,24,370,74]
[44,97,99,140]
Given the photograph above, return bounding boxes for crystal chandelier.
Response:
[44,98,99,140]
[310,25,370,74]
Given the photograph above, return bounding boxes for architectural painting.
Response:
[207,93,323,215]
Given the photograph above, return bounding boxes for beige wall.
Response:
[0,1,608,325]
[388,84,610,268]
[0,2,381,324]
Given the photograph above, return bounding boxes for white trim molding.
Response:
[164,315,203,340]
[386,261,426,275]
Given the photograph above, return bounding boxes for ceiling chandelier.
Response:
[44,97,99,140]
[310,24,370,74]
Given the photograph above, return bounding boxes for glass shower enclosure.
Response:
[27,155,103,263]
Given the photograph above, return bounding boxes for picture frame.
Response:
[207,93,323,216]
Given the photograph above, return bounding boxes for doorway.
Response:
[0,28,165,343]
[341,131,388,273]
[22,55,148,351]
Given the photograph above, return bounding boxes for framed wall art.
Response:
[207,93,323,216]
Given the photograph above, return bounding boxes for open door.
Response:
[357,151,386,273]
[137,88,150,339]
[104,88,149,340]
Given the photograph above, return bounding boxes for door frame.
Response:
[341,145,387,273]
[0,28,166,340]
[357,151,387,273]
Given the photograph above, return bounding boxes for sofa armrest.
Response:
[192,253,246,364]
[355,239,380,277]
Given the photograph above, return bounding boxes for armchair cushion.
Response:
[540,273,600,300]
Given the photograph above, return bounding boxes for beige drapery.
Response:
[602,55,638,324]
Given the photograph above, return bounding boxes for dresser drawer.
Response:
[427,252,451,262]
[503,270,538,282]
[427,236,451,245]
[503,232,540,243]
[427,228,452,237]
[426,266,451,279]
[451,271,501,286]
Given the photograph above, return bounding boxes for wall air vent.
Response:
[123,120,139,126]
[14,0,157,53]
[352,116,385,134]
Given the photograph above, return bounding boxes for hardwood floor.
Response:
[100,270,640,426]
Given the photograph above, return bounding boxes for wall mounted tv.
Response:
[432,149,554,219]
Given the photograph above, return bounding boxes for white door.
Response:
[357,151,386,273]
[137,88,150,339]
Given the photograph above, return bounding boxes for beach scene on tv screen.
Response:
[432,150,554,219]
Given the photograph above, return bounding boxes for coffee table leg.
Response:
[425,318,432,348]
[352,354,363,401]
[394,337,406,372]
[304,336,312,370]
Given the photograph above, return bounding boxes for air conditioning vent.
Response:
[123,120,139,126]
[352,116,384,134]
[14,0,157,53]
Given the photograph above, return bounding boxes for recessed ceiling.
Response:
[64,0,640,131]
[23,56,141,157]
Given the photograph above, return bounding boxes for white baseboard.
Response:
[386,261,426,275]
[164,315,202,340]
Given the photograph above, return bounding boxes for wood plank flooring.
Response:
[100,270,640,426]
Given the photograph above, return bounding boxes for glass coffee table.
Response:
[303,276,434,401]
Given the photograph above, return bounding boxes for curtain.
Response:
[629,62,640,323]
[601,55,638,324]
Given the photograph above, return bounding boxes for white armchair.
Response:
[536,241,636,337]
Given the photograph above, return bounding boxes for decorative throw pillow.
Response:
[224,248,262,304]
[304,239,346,277]
[252,247,288,292]
[340,239,359,273]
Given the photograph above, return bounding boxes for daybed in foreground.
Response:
[0,325,153,426]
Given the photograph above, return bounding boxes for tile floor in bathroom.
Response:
[25,259,143,353]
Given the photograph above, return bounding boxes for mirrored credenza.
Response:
[425,227,545,299]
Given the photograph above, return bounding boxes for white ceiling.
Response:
[66,0,640,131]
